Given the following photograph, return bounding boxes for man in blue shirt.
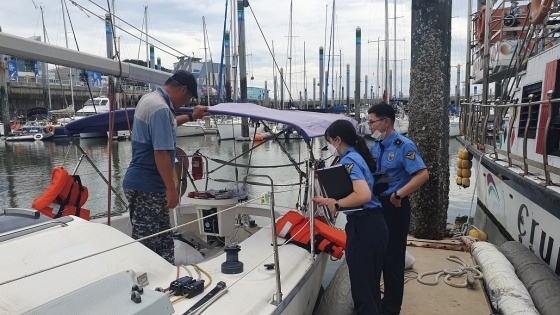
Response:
[368,102,429,315]
[123,70,208,263]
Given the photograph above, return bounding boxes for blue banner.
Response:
[87,71,102,87]
[7,60,18,81]
[34,61,39,77]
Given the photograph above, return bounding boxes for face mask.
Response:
[327,143,340,156]
[371,130,386,142]
[371,120,387,142]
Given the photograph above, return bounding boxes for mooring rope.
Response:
[417,255,483,288]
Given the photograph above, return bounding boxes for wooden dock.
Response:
[400,237,493,315]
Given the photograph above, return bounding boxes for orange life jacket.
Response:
[275,210,346,259]
[32,167,90,220]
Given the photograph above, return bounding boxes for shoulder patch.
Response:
[405,151,416,160]
[394,139,403,147]
[344,163,354,174]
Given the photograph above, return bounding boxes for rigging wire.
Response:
[247,4,293,102]
[69,0,182,59]
[137,15,145,61]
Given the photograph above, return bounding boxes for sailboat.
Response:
[0,102,355,314]
[0,6,354,311]
[459,1,560,276]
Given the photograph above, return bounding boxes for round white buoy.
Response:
[34,133,43,141]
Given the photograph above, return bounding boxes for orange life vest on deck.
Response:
[275,210,346,259]
[32,167,90,220]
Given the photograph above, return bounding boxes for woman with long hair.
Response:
[313,119,388,315]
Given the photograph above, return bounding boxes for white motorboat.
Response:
[449,116,460,137]
[74,97,111,138]
[216,117,265,140]
[359,114,409,137]
[177,123,205,137]
[459,1,560,277]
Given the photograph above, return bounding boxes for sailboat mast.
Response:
[482,0,491,104]
[394,0,397,99]
[304,41,307,108]
[385,0,389,98]
[144,6,149,67]
[61,0,75,112]
[332,0,336,105]
[288,0,293,104]
[41,6,52,110]
[339,49,342,106]
[237,0,249,137]
[203,17,210,107]
[272,40,277,108]
[465,0,472,104]
[231,0,238,101]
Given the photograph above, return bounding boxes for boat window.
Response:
[518,82,541,139]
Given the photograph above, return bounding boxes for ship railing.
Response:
[460,95,560,185]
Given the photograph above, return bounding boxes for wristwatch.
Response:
[187,113,194,121]
[334,200,341,210]
[394,191,402,200]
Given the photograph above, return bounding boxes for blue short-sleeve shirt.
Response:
[123,87,177,192]
[370,131,426,196]
[339,147,382,213]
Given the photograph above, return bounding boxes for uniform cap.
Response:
[171,70,198,98]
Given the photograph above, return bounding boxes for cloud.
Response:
[1,0,469,97]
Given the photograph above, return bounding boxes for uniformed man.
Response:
[367,102,429,315]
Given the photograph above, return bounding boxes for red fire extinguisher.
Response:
[192,152,204,180]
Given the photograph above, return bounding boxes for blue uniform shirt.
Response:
[370,131,426,196]
[123,87,177,192]
[339,147,382,213]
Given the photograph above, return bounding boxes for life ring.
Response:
[34,133,43,141]
[530,0,553,25]
[477,6,486,43]
[45,125,55,133]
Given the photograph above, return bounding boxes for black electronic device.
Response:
[185,280,205,298]
[169,276,194,296]
[202,208,218,234]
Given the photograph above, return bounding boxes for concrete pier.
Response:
[6,82,147,113]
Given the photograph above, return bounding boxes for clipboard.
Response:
[317,164,354,210]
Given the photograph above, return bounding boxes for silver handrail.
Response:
[461,93,559,185]
[242,174,283,306]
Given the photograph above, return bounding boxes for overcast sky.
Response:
[1,0,471,98]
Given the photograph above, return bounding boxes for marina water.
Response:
[0,135,475,286]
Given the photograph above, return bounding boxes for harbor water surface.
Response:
[0,135,475,287]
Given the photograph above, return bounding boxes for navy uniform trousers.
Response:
[345,211,388,315]
[380,196,411,315]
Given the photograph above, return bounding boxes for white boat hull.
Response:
[217,122,264,140]
[470,153,560,276]
[359,117,409,137]
[177,124,205,137]
[0,207,329,314]
[449,117,460,137]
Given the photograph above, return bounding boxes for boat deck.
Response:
[400,238,493,315]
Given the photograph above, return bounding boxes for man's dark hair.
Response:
[368,102,395,125]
